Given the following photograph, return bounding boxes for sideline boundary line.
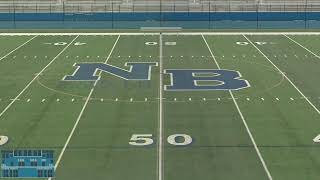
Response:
[0,35,79,119]
[0,32,320,36]
[167,32,320,35]
[244,35,320,115]
[0,35,37,62]
[49,35,121,180]
[202,34,273,180]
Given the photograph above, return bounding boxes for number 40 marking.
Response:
[129,134,192,146]
[44,42,86,46]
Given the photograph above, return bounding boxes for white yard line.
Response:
[0,35,37,62]
[243,35,320,115]
[0,35,79,119]
[284,34,320,59]
[52,86,94,172]
[202,34,273,180]
[158,32,164,180]
[0,32,320,36]
[49,35,120,180]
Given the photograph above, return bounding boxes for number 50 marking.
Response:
[129,134,192,146]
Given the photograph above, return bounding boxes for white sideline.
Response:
[243,35,320,115]
[166,32,320,35]
[158,33,164,180]
[0,32,320,36]
[0,33,159,36]
[0,35,37,62]
[284,34,320,59]
[49,35,121,180]
[0,35,79,119]
[202,34,273,180]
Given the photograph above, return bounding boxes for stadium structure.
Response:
[0,0,320,180]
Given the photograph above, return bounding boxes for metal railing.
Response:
[0,1,319,13]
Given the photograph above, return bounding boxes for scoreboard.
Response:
[1,150,55,178]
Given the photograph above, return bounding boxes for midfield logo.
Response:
[63,62,250,91]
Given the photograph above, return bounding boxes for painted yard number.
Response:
[145,42,176,46]
[0,135,9,146]
[313,134,320,143]
[236,41,276,46]
[129,134,192,146]
[129,134,320,145]
[44,42,86,46]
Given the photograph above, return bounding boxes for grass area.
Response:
[0,32,320,180]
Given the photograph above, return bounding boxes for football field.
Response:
[1,32,320,179]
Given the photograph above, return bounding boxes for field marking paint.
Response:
[1,32,320,36]
[0,35,37,62]
[168,32,320,35]
[202,34,273,180]
[158,32,164,180]
[284,35,320,59]
[50,35,121,179]
[244,35,320,115]
[0,35,79,119]
[0,33,159,36]
[53,89,94,167]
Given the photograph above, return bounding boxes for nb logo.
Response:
[63,62,250,91]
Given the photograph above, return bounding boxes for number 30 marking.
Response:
[129,134,192,146]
